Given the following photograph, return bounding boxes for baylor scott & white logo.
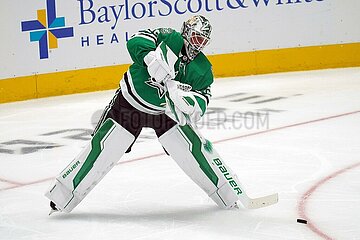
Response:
[21,0,74,59]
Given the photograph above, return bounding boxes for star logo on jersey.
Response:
[145,78,166,99]
[21,0,74,59]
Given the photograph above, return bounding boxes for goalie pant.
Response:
[45,89,243,212]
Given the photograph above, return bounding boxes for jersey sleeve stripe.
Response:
[138,29,158,42]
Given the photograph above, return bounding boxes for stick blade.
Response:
[246,193,279,209]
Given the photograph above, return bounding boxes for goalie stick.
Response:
[164,83,279,209]
[239,191,279,209]
[163,86,278,209]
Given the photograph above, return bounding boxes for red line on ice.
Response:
[215,110,360,143]
[298,162,360,240]
[0,177,23,186]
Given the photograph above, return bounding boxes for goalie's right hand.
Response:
[144,45,175,83]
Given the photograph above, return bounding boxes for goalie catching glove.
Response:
[165,80,205,126]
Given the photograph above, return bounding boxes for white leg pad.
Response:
[45,119,135,213]
[159,125,243,209]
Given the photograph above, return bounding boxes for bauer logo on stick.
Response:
[213,158,243,195]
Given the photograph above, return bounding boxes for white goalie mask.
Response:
[181,15,212,60]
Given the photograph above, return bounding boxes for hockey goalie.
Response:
[45,15,278,214]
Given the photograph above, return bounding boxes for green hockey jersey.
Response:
[120,28,213,115]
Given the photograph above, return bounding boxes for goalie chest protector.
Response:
[121,28,213,115]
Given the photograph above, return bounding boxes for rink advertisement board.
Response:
[1,0,360,103]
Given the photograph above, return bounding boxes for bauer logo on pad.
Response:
[21,0,74,59]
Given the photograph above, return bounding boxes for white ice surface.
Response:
[1,67,360,240]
